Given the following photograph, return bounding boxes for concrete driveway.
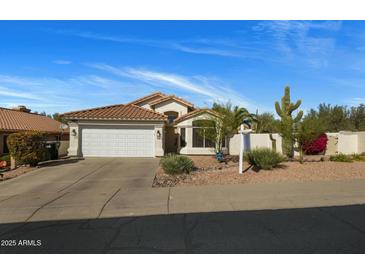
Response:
[0,158,161,224]
[2,158,365,253]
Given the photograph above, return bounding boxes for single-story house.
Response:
[0,106,69,157]
[63,92,226,157]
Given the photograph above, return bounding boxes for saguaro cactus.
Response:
[275,86,303,158]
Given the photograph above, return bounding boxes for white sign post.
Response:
[239,125,252,174]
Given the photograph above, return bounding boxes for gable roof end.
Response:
[173,109,219,124]
[149,95,194,108]
[128,91,167,106]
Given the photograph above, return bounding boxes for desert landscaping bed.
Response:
[153,156,365,187]
[0,166,37,181]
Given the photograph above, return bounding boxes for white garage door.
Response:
[81,126,154,157]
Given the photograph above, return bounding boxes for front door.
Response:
[165,126,178,154]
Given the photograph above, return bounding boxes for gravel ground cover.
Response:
[153,156,365,187]
[0,166,37,181]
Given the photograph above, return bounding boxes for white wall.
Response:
[228,131,365,156]
[338,131,358,155]
[358,132,365,154]
[229,133,282,155]
[325,133,339,155]
[58,141,69,157]
[138,102,152,110]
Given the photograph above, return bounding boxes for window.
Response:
[167,115,177,123]
[192,120,226,148]
[164,111,178,123]
[205,137,215,148]
[192,128,204,147]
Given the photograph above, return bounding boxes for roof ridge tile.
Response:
[128,91,167,105]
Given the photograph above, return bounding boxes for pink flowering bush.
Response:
[302,134,328,155]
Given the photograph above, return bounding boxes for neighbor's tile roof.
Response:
[128,91,167,105]
[0,107,65,133]
[149,95,194,108]
[63,103,167,121]
[173,109,219,124]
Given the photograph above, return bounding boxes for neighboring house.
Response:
[0,106,69,157]
[63,91,226,158]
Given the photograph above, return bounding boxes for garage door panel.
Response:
[81,127,154,157]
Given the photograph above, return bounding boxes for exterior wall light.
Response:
[156,130,161,140]
[71,129,77,136]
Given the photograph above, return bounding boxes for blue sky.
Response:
[1,20,365,115]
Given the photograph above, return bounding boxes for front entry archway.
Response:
[165,126,178,154]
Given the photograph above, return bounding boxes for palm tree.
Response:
[212,102,256,132]
[233,105,257,131]
[199,102,256,154]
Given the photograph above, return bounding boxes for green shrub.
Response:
[7,131,47,166]
[0,154,10,162]
[161,154,195,175]
[351,154,365,162]
[246,148,286,170]
[329,153,353,162]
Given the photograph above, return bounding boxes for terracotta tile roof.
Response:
[63,103,167,121]
[0,107,65,133]
[128,91,167,105]
[174,109,219,124]
[149,95,194,108]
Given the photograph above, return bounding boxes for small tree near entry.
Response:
[196,102,256,155]
[7,131,47,166]
[275,86,303,158]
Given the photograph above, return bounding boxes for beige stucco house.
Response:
[63,92,225,157]
[0,106,69,157]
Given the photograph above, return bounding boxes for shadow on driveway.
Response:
[1,204,365,254]
[37,158,85,167]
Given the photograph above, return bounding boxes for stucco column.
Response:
[177,128,181,149]
[154,125,164,157]
[10,156,16,170]
[186,127,193,149]
[67,122,81,157]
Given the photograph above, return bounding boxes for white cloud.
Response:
[53,29,256,59]
[0,86,42,100]
[0,73,151,113]
[252,21,341,68]
[0,74,43,87]
[347,97,365,106]
[1,101,72,110]
[171,44,243,57]
[88,63,263,111]
[53,60,72,65]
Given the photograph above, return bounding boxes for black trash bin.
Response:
[45,141,59,160]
